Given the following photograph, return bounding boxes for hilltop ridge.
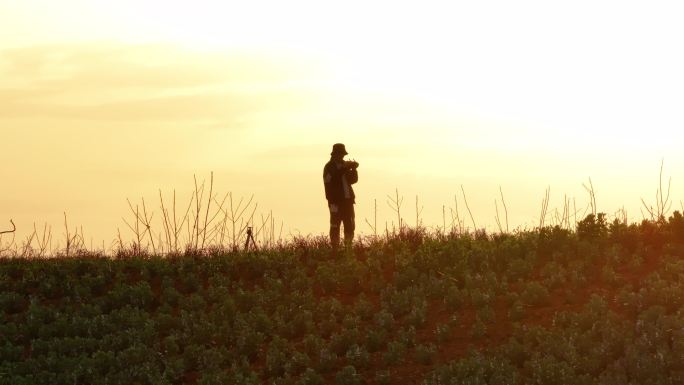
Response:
[2,213,684,384]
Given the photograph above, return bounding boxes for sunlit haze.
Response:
[2,0,684,249]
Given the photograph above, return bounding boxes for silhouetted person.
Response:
[323,143,359,250]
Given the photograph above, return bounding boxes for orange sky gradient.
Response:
[2,1,684,251]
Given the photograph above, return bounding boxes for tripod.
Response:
[244,226,257,252]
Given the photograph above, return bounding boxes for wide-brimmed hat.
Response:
[331,143,348,156]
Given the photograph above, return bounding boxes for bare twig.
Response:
[141,198,156,254]
[500,186,509,233]
[461,185,477,230]
[0,219,16,235]
[494,186,509,233]
[200,171,214,249]
[364,199,378,237]
[539,186,550,229]
[35,222,52,257]
[415,195,424,228]
[159,189,173,253]
[21,228,36,257]
[641,159,672,222]
[495,200,503,233]
[450,195,463,233]
[386,188,404,233]
[582,178,597,216]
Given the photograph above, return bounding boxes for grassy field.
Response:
[2,212,684,384]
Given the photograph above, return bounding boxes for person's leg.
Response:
[342,202,355,247]
[329,203,342,248]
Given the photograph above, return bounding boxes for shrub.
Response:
[317,348,337,373]
[0,292,25,314]
[577,213,609,241]
[353,294,375,321]
[374,310,395,331]
[289,351,311,376]
[198,370,231,385]
[335,365,361,385]
[406,300,427,327]
[345,344,370,369]
[266,337,292,377]
[509,300,526,321]
[521,281,550,307]
[235,328,264,361]
[375,370,391,385]
[383,341,406,366]
[303,334,324,357]
[397,326,417,349]
[415,343,437,365]
[444,285,466,311]
[435,323,451,344]
[365,329,387,353]
[315,264,338,294]
[470,317,487,339]
[297,368,324,385]
[330,329,360,356]
[470,288,492,308]
[477,305,495,324]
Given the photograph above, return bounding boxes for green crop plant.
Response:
[335,365,362,385]
[521,281,551,307]
[297,368,324,385]
[316,347,337,373]
[470,317,488,339]
[4,185,684,384]
[365,328,388,353]
[345,344,370,369]
[383,340,406,366]
[375,370,392,385]
[415,343,437,365]
[435,323,451,344]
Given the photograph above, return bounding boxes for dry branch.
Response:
[0,219,16,235]
[461,185,477,230]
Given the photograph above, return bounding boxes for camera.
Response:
[345,160,359,169]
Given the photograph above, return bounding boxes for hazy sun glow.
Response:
[2,0,684,247]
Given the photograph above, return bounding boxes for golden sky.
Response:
[2,1,684,249]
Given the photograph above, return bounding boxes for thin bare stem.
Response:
[386,188,404,233]
[63,213,71,257]
[0,219,16,235]
[539,187,550,229]
[500,186,509,233]
[582,178,597,216]
[495,200,503,233]
[415,195,424,228]
[141,198,156,254]
[159,189,173,252]
[460,185,477,230]
[200,171,214,249]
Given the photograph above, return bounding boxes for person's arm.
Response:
[345,161,359,184]
[323,164,339,202]
[347,168,358,185]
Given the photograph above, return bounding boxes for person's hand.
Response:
[329,203,338,213]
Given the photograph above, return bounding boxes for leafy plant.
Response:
[414,343,437,365]
[345,344,370,369]
[383,340,406,366]
[521,281,550,307]
[335,365,362,385]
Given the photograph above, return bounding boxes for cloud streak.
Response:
[0,43,322,126]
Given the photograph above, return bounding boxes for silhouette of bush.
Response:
[521,281,550,307]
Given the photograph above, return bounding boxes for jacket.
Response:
[323,159,358,204]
